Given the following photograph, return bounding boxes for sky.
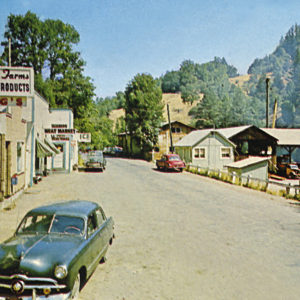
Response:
[1,0,300,98]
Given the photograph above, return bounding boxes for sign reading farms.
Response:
[0,66,34,97]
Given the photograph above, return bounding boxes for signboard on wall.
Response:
[77,133,91,143]
[0,66,34,97]
[0,96,27,107]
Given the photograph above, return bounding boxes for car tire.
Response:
[70,273,80,300]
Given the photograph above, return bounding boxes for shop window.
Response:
[17,142,24,173]
[194,147,206,159]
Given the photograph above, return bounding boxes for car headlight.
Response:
[54,265,68,279]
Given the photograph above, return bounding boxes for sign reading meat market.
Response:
[0,66,34,97]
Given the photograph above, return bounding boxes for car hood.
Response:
[0,234,82,276]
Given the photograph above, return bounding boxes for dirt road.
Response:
[1,157,300,299]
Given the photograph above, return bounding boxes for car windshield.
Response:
[169,155,180,161]
[17,214,85,236]
[17,214,53,234]
[88,151,103,161]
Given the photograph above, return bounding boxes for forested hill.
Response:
[245,24,300,127]
[159,24,300,129]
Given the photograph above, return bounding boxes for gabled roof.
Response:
[175,129,235,148]
[261,128,300,146]
[175,125,278,148]
[160,120,195,130]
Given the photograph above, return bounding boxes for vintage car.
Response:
[0,200,114,300]
[278,162,300,179]
[85,150,106,172]
[156,153,186,172]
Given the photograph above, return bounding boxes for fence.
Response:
[186,164,300,199]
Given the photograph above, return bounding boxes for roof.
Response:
[160,120,195,130]
[262,128,300,146]
[175,125,278,148]
[225,156,270,169]
[174,129,236,148]
[28,200,99,218]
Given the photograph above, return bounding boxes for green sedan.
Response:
[0,200,115,300]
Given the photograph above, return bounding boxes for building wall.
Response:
[227,161,269,180]
[175,146,192,164]
[154,123,194,161]
[46,109,77,172]
[22,93,51,185]
[0,107,26,197]
[176,133,234,170]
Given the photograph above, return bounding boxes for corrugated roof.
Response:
[262,128,300,146]
[225,156,270,169]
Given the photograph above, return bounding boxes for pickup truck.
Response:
[156,153,185,172]
[277,162,300,179]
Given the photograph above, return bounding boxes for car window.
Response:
[169,155,180,161]
[87,213,98,236]
[50,215,84,235]
[17,214,53,234]
[96,208,106,226]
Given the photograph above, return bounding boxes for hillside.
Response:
[109,93,201,127]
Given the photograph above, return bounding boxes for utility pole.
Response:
[8,38,11,67]
[266,77,270,128]
[167,104,174,153]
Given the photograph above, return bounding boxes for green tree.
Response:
[125,73,164,156]
[161,70,181,93]
[1,11,47,73]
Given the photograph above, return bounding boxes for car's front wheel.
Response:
[70,273,80,300]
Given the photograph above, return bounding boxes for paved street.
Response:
[1,157,300,299]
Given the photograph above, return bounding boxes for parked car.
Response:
[156,153,186,172]
[85,150,106,171]
[0,200,114,300]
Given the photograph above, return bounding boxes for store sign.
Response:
[0,96,27,107]
[45,124,76,141]
[0,67,34,97]
[77,133,91,143]
[51,135,71,141]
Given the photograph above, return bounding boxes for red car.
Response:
[156,154,186,172]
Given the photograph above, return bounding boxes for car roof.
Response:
[27,200,99,218]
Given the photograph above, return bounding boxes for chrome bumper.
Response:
[0,290,71,299]
[0,273,68,300]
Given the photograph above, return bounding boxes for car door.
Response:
[85,211,101,273]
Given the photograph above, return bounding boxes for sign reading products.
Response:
[0,66,34,98]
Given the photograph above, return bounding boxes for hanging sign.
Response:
[0,66,34,97]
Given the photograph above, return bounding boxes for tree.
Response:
[124,73,164,156]
[161,70,181,93]
[1,11,47,73]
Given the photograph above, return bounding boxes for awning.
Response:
[36,137,55,158]
[45,137,60,154]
